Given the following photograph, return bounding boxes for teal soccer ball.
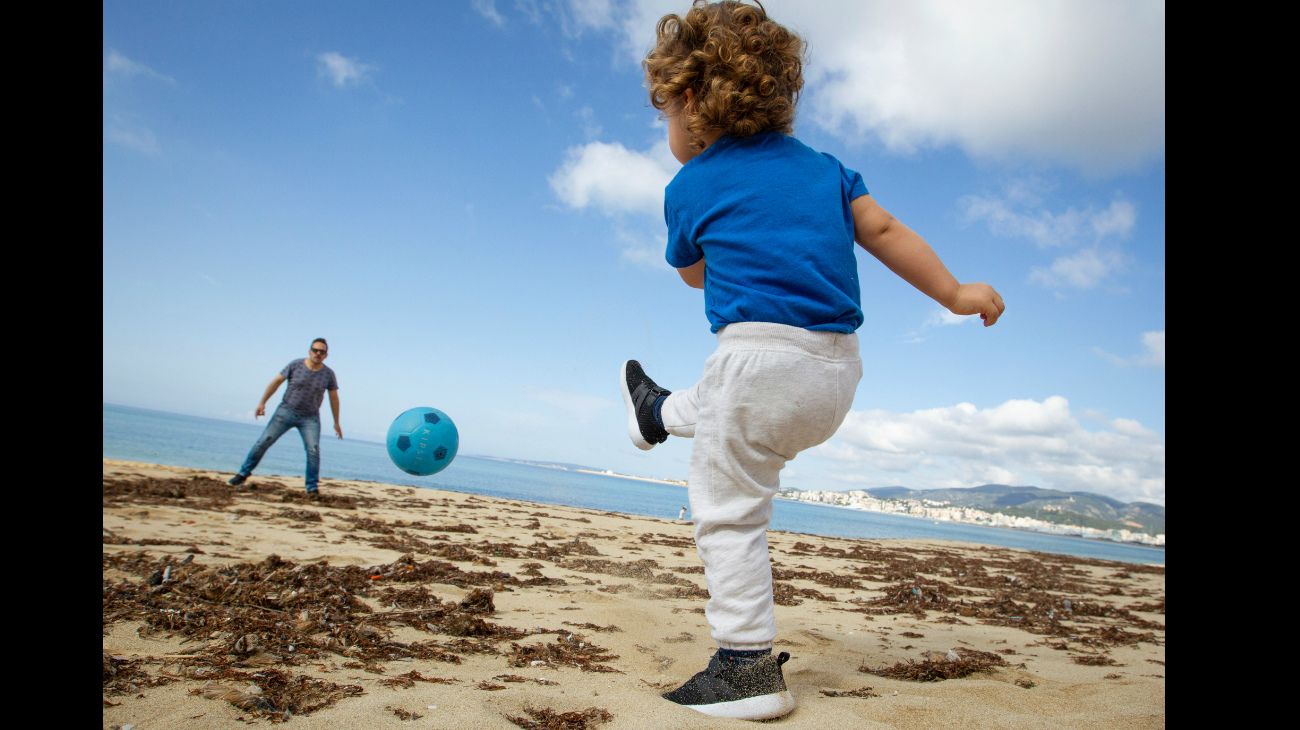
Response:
[386,407,459,476]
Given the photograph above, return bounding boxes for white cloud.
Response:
[473,0,506,27]
[814,395,1164,504]
[960,192,1137,249]
[316,52,373,88]
[568,0,616,30]
[1094,330,1164,369]
[576,105,603,139]
[605,0,1164,176]
[104,50,174,83]
[926,308,979,328]
[548,139,678,217]
[105,120,161,156]
[961,183,1137,291]
[1138,330,1164,367]
[515,0,545,25]
[614,226,669,269]
[904,306,979,343]
[1029,247,1127,290]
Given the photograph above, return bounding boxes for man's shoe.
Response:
[662,651,796,720]
[307,491,321,501]
[228,474,247,487]
[621,360,670,451]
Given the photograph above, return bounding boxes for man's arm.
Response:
[677,259,706,289]
[851,195,1004,326]
[255,374,287,418]
[328,388,342,438]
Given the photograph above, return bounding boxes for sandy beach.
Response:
[103,458,1164,728]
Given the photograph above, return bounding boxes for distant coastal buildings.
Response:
[575,468,688,487]
[776,488,1165,547]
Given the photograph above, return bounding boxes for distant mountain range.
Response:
[804,484,1165,535]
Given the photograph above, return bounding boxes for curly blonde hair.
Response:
[644,0,804,151]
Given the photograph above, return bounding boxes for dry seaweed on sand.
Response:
[562,621,622,633]
[637,533,696,549]
[459,587,496,613]
[1071,654,1121,666]
[275,508,323,523]
[478,680,508,690]
[507,633,622,673]
[820,686,880,698]
[387,706,423,720]
[1015,678,1036,688]
[772,581,836,605]
[103,551,541,679]
[103,475,238,508]
[861,648,1008,682]
[190,667,363,721]
[506,706,614,730]
[771,567,864,590]
[426,522,479,533]
[494,674,560,686]
[103,653,178,695]
[379,671,459,689]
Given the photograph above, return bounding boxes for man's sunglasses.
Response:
[311,348,328,355]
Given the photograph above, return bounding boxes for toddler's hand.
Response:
[949,283,1005,327]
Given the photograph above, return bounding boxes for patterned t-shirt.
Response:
[279,360,339,416]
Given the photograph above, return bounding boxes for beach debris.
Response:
[820,687,879,698]
[1071,654,1120,666]
[816,685,878,696]
[1015,678,1036,689]
[459,588,496,614]
[478,680,508,690]
[103,653,177,695]
[772,581,836,606]
[494,674,559,686]
[387,706,423,720]
[188,668,363,721]
[1104,673,1123,679]
[379,671,459,689]
[860,648,1008,682]
[562,621,622,633]
[508,633,621,673]
[505,706,613,730]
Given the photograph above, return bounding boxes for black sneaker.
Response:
[621,360,670,450]
[662,651,796,720]
[228,473,247,487]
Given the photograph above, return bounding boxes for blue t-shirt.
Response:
[665,132,868,333]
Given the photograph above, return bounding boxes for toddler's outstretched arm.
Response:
[851,195,1004,326]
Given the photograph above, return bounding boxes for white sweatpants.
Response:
[660,322,862,649]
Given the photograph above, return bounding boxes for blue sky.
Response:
[103,1,1165,505]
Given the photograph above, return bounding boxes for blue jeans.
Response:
[237,404,322,492]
